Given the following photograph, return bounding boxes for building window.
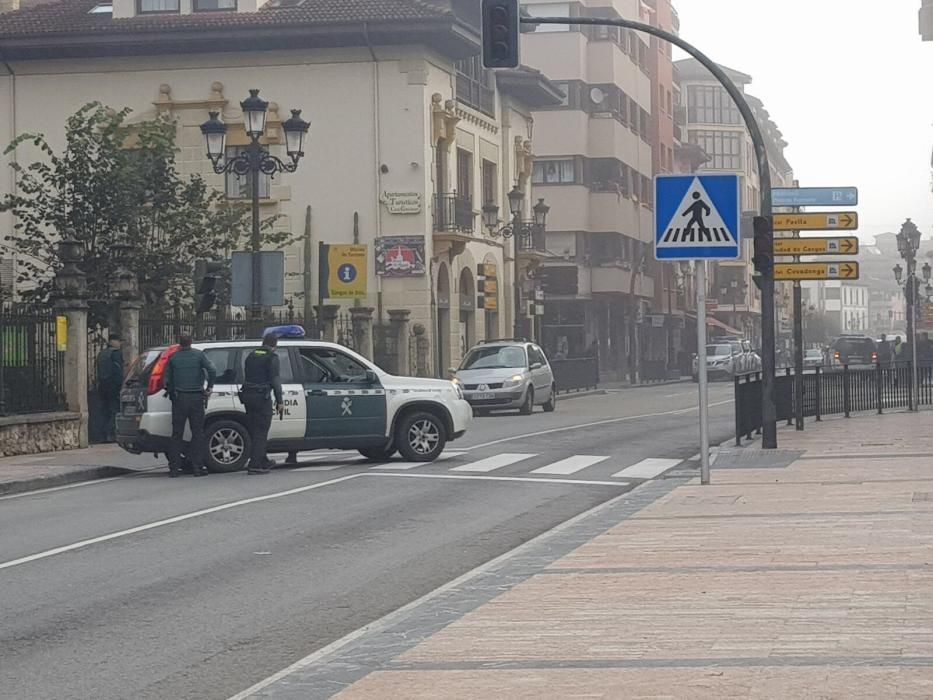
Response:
[225,147,270,199]
[194,0,235,9]
[456,148,473,201]
[525,2,570,31]
[586,158,628,195]
[687,85,741,125]
[455,56,495,117]
[689,130,742,170]
[137,0,178,12]
[482,159,497,206]
[639,108,650,141]
[532,159,576,184]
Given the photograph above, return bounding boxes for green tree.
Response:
[1,102,287,322]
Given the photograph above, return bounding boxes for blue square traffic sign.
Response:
[654,174,741,261]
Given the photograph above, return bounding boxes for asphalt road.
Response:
[0,383,734,700]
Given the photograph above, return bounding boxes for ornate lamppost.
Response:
[200,90,310,335]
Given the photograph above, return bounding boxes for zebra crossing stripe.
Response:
[611,458,680,479]
[530,455,609,475]
[450,453,537,473]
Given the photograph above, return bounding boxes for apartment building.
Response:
[521,0,658,380]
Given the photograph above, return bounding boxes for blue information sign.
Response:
[654,175,741,261]
[772,187,858,207]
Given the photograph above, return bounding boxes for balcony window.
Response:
[434,193,473,233]
[225,147,270,199]
[137,0,178,13]
[689,130,742,170]
[532,159,576,184]
[687,85,740,125]
[455,57,495,117]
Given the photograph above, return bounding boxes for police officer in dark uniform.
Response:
[242,333,284,475]
[165,335,217,477]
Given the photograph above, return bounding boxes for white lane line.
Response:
[226,480,646,700]
[0,473,366,573]
[611,458,681,480]
[367,472,629,488]
[370,452,465,471]
[0,476,127,501]
[450,453,537,473]
[290,465,346,473]
[463,399,735,451]
[531,455,609,475]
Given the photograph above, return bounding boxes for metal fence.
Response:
[0,303,66,416]
[735,364,933,444]
[139,307,313,349]
[552,357,599,394]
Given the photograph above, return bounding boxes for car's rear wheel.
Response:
[543,384,557,412]
[204,419,251,473]
[519,388,534,415]
[396,411,447,462]
[358,446,397,462]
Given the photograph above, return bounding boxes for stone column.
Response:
[321,304,340,343]
[53,239,89,448]
[388,309,411,376]
[412,323,430,377]
[350,307,375,360]
[112,243,142,368]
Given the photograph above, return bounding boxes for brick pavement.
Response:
[267,411,933,699]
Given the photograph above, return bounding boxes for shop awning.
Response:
[685,314,743,336]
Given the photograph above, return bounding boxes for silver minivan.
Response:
[452,340,557,416]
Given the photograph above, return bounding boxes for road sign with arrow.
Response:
[772,187,858,207]
[773,237,859,256]
[772,212,858,231]
[774,262,860,281]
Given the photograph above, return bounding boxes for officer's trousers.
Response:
[242,390,274,469]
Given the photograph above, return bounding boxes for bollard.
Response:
[734,373,742,447]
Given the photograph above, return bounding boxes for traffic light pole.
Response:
[522,14,777,448]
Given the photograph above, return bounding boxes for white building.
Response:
[0,0,562,373]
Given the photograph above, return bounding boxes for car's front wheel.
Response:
[543,384,557,412]
[396,411,447,462]
[204,419,251,473]
[358,445,397,462]
[519,388,534,415]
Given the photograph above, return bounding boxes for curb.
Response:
[557,389,606,400]
[0,466,136,498]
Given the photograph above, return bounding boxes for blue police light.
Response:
[263,324,306,339]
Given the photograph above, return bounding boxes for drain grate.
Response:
[711,448,804,469]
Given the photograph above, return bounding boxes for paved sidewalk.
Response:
[246,410,933,699]
[0,444,163,496]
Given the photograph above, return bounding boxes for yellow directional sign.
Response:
[774,262,860,281]
[773,212,858,231]
[773,237,859,256]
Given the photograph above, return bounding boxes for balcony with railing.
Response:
[433,193,474,237]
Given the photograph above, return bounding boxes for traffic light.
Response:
[193,259,225,313]
[751,215,773,291]
[482,0,520,69]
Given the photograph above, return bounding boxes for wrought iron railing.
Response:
[0,303,66,416]
[434,193,474,234]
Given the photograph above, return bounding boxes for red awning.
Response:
[685,314,743,336]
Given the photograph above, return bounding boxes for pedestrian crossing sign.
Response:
[654,174,741,261]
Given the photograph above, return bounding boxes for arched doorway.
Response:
[436,263,451,376]
[459,267,476,358]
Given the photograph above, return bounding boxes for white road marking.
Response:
[450,453,537,473]
[0,476,127,501]
[290,465,346,473]
[367,473,628,487]
[225,481,646,700]
[463,399,734,451]
[531,455,609,475]
[370,452,464,471]
[0,473,366,573]
[611,458,681,480]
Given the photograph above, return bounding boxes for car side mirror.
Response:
[364,369,377,384]
[530,362,543,370]
[447,367,457,377]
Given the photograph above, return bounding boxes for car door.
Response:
[238,346,306,442]
[202,347,237,418]
[298,346,387,445]
[529,345,552,397]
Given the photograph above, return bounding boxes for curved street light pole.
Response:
[524,15,777,447]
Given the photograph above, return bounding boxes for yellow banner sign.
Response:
[774,262,860,281]
[773,212,858,231]
[56,315,68,351]
[773,237,859,256]
[322,244,368,299]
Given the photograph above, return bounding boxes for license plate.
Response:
[476,393,496,400]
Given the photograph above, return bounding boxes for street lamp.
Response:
[892,218,922,410]
[483,188,551,340]
[200,90,310,335]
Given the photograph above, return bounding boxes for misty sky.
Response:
[673,0,933,244]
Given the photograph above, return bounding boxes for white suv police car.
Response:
[117,337,472,472]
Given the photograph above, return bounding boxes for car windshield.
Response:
[707,345,731,357]
[461,346,527,370]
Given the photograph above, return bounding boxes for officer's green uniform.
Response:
[242,346,283,474]
[165,347,217,477]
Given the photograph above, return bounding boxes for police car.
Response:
[116,327,473,472]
